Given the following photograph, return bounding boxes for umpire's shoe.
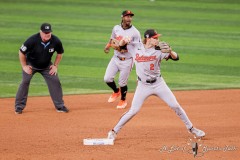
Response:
[56,106,69,113]
[15,107,23,114]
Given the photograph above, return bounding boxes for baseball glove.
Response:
[158,41,172,53]
[110,37,130,53]
[111,39,121,51]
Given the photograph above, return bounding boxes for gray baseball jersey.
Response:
[111,24,141,58]
[134,44,169,83]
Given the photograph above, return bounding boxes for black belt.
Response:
[117,56,126,61]
[146,79,157,83]
[138,76,160,84]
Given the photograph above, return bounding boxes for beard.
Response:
[125,21,131,26]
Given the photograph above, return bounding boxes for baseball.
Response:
[125,36,131,43]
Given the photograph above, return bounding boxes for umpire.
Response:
[15,23,69,114]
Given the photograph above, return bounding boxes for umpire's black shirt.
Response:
[19,33,64,69]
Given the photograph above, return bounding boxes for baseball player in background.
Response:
[107,29,205,140]
[104,10,141,109]
[15,23,69,114]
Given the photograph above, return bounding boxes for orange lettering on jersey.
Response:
[135,54,157,62]
[116,36,123,41]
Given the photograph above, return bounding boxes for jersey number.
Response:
[150,64,154,70]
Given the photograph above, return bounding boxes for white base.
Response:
[83,138,114,145]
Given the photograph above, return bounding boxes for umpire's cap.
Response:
[144,29,161,38]
[40,23,52,33]
[121,10,134,17]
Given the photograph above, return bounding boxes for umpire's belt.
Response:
[138,76,160,84]
[117,56,126,61]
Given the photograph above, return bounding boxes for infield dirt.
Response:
[1,89,239,160]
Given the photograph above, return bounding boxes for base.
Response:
[83,138,114,145]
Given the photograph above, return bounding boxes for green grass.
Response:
[0,0,239,98]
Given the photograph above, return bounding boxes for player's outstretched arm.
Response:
[159,42,179,61]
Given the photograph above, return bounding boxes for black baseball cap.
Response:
[121,10,134,17]
[40,23,52,33]
[144,29,161,38]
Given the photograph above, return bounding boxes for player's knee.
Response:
[21,78,31,85]
[169,103,180,111]
[103,77,109,83]
[50,76,60,83]
[167,99,179,109]
[128,107,140,116]
[104,76,113,83]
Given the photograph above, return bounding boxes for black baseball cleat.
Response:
[56,106,69,113]
[15,107,23,114]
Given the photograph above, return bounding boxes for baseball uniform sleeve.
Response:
[19,36,35,54]
[54,36,64,54]
[160,52,170,60]
[110,25,118,39]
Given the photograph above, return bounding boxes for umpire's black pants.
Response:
[15,67,65,110]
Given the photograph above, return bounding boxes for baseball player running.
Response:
[104,10,141,109]
[107,29,205,140]
[15,23,69,114]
